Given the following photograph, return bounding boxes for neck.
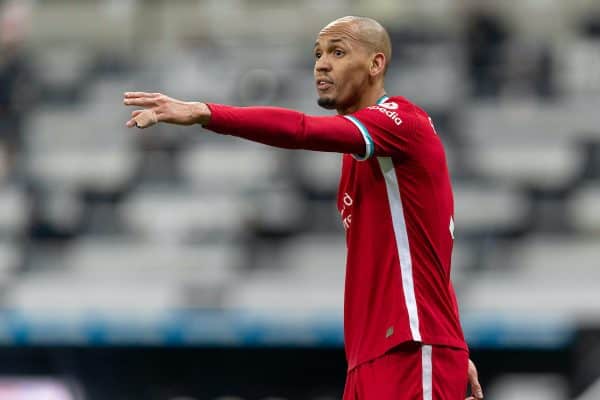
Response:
[336,84,386,115]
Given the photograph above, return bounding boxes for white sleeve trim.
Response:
[344,115,374,161]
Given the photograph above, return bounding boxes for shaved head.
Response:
[318,16,392,74]
[313,16,391,114]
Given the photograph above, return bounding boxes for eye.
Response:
[334,49,345,57]
[315,51,322,59]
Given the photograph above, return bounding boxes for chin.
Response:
[317,96,337,109]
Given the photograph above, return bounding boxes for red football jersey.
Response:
[337,95,467,371]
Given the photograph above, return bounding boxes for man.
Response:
[124,16,483,400]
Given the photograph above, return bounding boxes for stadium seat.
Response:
[460,236,600,318]
[295,151,342,195]
[32,46,93,96]
[28,149,137,192]
[281,234,347,282]
[31,183,84,234]
[557,37,600,97]
[157,45,236,104]
[224,277,343,312]
[469,143,582,190]
[5,271,180,312]
[120,189,248,242]
[247,184,305,234]
[280,69,332,115]
[566,183,600,234]
[464,101,573,145]
[26,108,91,151]
[62,238,240,285]
[87,77,136,106]
[461,272,600,318]
[0,185,28,237]
[453,183,530,233]
[225,235,345,311]
[566,95,600,140]
[180,143,282,193]
[302,198,344,233]
[514,236,599,280]
[26,107,133,152]
[486,374,567,400]
[6,239,241,311]
[385,43,462,109]
[30,2,134,51]
[451,239,477,284]
[0,241,21,282]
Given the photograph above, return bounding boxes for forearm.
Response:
[124,94,366,154]
[202,103,365,154]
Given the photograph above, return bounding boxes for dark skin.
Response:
[122,17,483,399]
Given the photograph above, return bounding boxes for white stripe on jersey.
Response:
[344,115,374,161]
[422,345,433,400]
[344,95,389,161]
[377,156,422,342]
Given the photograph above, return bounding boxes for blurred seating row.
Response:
[1,1,599,323]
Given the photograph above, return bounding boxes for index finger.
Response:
[124,92,160,98]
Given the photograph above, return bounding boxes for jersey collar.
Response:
[376,94,389,105]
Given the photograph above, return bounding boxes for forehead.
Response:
[315,22,360,47]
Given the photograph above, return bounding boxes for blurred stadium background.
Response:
[0,0,599,399]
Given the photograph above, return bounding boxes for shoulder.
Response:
[379,96,423,116]
[354,95,421,129]
[382,96,432,128]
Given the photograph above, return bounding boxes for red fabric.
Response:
[338,96,467,371]
[205,104,366,155]
[205,97,468,372]
[342,343,469,400]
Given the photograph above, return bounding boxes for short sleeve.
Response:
[342,96,420,160]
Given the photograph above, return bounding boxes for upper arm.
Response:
[205,103,368,154]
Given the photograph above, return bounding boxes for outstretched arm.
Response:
[123,92,366,155]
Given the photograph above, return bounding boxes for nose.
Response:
[315,54,332,73]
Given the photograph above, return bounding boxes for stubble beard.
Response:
[317,96,337,109]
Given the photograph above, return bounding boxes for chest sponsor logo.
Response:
[367,101,403,126]
[379,102,398,110]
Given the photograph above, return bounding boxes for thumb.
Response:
[132,109,159,129]
[468,359,484,399]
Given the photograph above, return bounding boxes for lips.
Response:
[316,77,334,90]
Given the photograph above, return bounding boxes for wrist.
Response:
[189,102,211,125]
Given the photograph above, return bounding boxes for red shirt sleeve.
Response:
[205,103,368,156]
[343,97,426,160]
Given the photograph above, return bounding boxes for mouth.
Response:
[316,78,334,91]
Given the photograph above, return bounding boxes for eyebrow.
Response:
[314,38,346,48]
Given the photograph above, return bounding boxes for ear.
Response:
[369,53,386,77]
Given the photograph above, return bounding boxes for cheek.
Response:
[337,65,356,87]
[339,66,367,93]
